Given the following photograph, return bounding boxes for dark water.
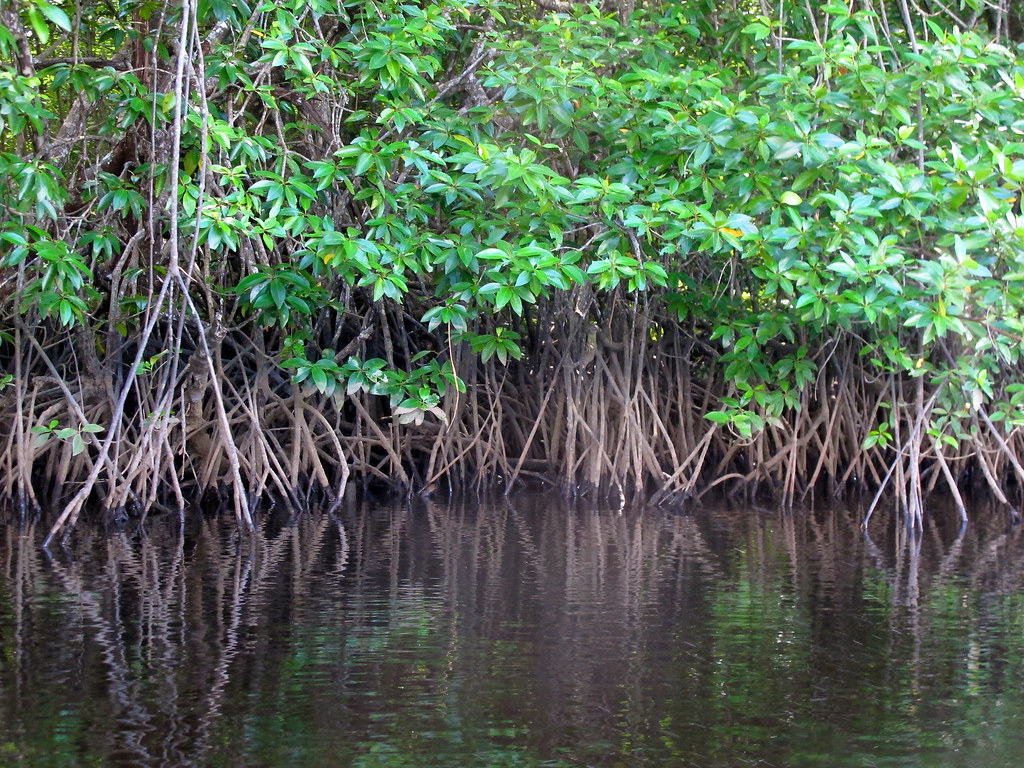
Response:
[2,497,1024,767]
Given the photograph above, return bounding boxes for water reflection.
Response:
[1,499,1023,767]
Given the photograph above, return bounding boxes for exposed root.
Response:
[7,289,1024,538]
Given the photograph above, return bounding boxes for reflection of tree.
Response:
[0,512,345,766]
[3,500,1024,766]
[410,498,729,754]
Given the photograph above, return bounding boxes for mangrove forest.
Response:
[3,0,1024,540]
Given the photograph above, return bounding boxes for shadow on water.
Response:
[2,497,1024,767]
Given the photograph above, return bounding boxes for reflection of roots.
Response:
[7,497,1023,761]
[12,510,342,765]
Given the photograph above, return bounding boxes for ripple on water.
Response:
[1,499,1024,767]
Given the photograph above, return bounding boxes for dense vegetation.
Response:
[3,0,1024,539]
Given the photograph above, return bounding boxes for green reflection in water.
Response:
[1,502,1024,767]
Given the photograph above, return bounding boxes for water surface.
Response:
[1,497,1023,767]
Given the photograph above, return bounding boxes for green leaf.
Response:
[269,280,286,308]
[780,191,802,206]
[354,153,374,177]
[310,366,329,391]
[26,6,49,44]
[741,21,771,40]
[38,0,72,30]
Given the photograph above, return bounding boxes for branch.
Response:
[0,0,35,78]
[531,0,575,11]
[34,56,130,70]
[427,17,496,106]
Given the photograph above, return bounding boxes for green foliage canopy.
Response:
[4,0,1024,507]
